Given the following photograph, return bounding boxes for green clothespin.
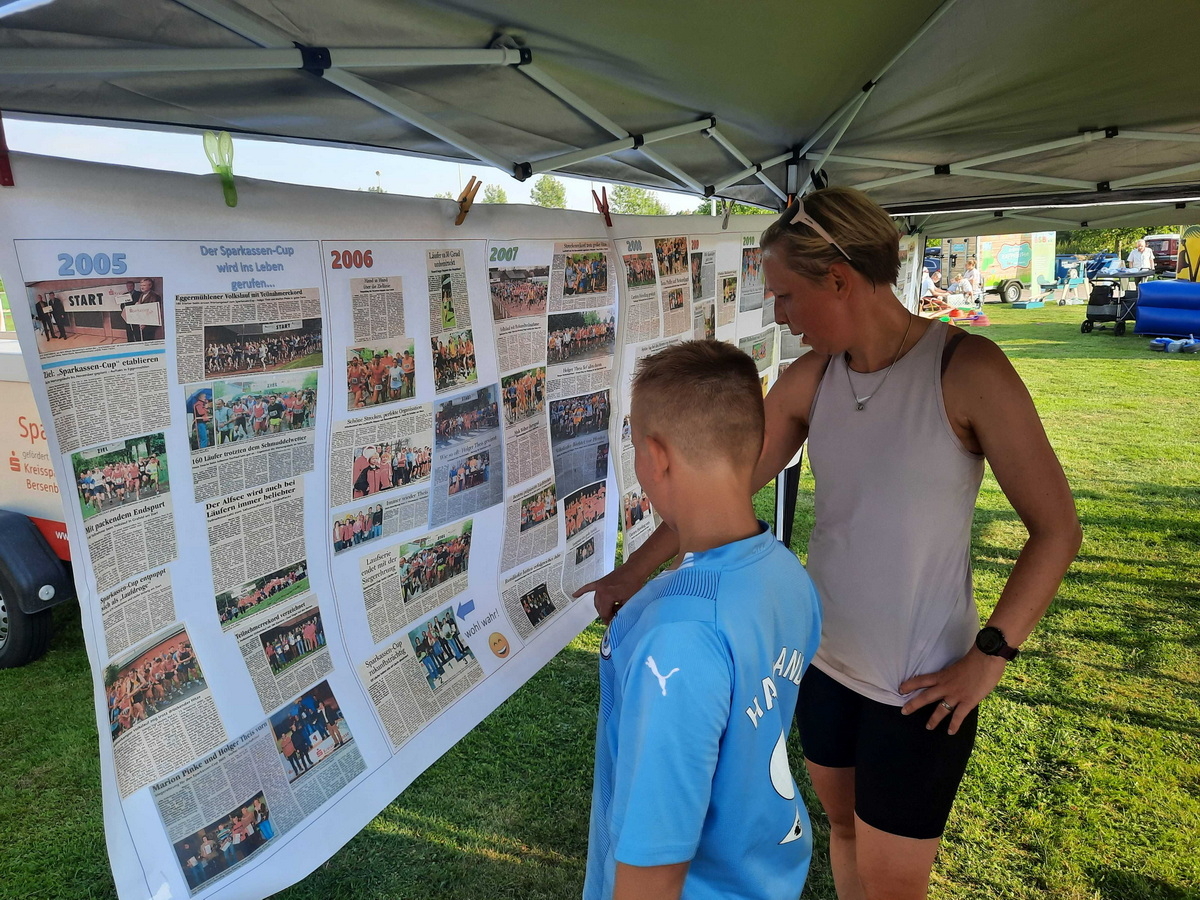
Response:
[203,130,238,207]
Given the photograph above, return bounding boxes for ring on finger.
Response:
[939,700,954,712]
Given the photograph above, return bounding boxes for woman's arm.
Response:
[575,351,826,622]
[900,334,1082,733]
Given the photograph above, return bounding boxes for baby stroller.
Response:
[1081,279,1138,335]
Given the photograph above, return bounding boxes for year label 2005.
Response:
[330,249,374,269]
[57,252,127,276]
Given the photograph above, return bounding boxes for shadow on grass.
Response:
[1087,866,1200,900]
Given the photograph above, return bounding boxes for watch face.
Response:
[977,627,1004,655]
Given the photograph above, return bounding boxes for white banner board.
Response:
[0,153,793,900]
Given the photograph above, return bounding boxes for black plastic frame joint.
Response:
[295,43,331,77]
[631,133,645,149]
[1104,126,1119,139]
[1097,181,1111,192]
[934,164,951,175]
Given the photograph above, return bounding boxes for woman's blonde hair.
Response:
[760,187,901,286]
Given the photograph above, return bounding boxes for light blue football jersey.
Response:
[585,524,822,900]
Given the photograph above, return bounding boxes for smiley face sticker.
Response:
[488,632,511,659]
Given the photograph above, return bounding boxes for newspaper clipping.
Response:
[499,366,551,488]
[739,241,765,312]
[71,431,177,593]
[152,683,365,895]
[207,479,308,631]
[331,489,429,555]
[359,605,483,752]
[500,477,558,574]
[430,385,503,528]
[234,595,332,714]
[173,287,323,385]
[358,519,472,645]
[501,554,572,642]
[331,403,433,508]
[346,338,417,412]
[185,369,318,502]
[350,275,405,343]
[489,260,549,372]
[654,236,692,337]
[108,624,225,798]
[717,270,739,328]
[100,567,177,660]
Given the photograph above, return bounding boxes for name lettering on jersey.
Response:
[745,645,805,728]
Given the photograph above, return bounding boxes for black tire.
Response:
[1000,280,1023,304]
[0,588,53,668]
[1081,321,1094,333]
[1115,321,1127,336]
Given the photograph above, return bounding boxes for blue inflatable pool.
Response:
[1133,279,1200,337]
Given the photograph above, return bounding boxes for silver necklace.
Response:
[845,316,914,411]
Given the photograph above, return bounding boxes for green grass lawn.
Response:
[1,305,1197,899]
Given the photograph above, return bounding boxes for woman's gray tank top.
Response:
[806,320,984,706]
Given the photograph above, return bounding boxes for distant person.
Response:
[921,269,952,313]
[48,292,69,339]
[1127,239,1155,272]
[120,280,143,341]
[964,259,983,301]
[34,294,54,338]
[578,340,822,900]
[134,278,163,340]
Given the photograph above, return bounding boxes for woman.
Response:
[579,187,1081,900]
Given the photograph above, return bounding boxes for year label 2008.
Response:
[57,252,127,276]
[330,249,374,269]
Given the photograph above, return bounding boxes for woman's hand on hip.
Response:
[899,648,1007,735]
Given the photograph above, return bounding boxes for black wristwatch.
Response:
[975,626,1020,661]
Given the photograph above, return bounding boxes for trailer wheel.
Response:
[1081,321,1093,333]
[999,280,1023,304]
[0,588,53,668]
[1114,321,1127,336]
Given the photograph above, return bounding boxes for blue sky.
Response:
[5,117,704,213]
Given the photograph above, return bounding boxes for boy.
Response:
[580,340,822,900]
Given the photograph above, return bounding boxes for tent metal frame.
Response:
[3,0,1199,220]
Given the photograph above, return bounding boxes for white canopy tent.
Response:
[2,0,1200,230]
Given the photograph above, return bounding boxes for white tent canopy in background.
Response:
[3,0,1200,231]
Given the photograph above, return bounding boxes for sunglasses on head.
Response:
[783,196,853,262]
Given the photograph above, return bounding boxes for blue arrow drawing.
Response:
[457,598,475,618]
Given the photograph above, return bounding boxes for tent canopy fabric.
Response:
[2,0,1199,228]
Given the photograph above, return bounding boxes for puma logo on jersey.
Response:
[645,656,679,696]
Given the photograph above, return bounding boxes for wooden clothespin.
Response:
[0,111,14,188]
[592,186,612,227]
[455,176,482,226]
[721,200,732,231]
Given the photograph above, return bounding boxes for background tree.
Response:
[482,184,509,204]
[529,174,567,209]
[1056,225,1179,257]
[433,191,454,200]
[608,184,670,216]
[689,198,773,216]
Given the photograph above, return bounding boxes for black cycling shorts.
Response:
[796,664,978,840]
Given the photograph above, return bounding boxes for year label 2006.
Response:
[57,252,127,276]
[489,246,519,262]
[330,249,374,269]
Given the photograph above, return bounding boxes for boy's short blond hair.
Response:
[631,340,763,470]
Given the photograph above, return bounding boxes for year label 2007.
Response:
[330,249,374,269]
[57,252,127,276]
[489,246,519,262]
